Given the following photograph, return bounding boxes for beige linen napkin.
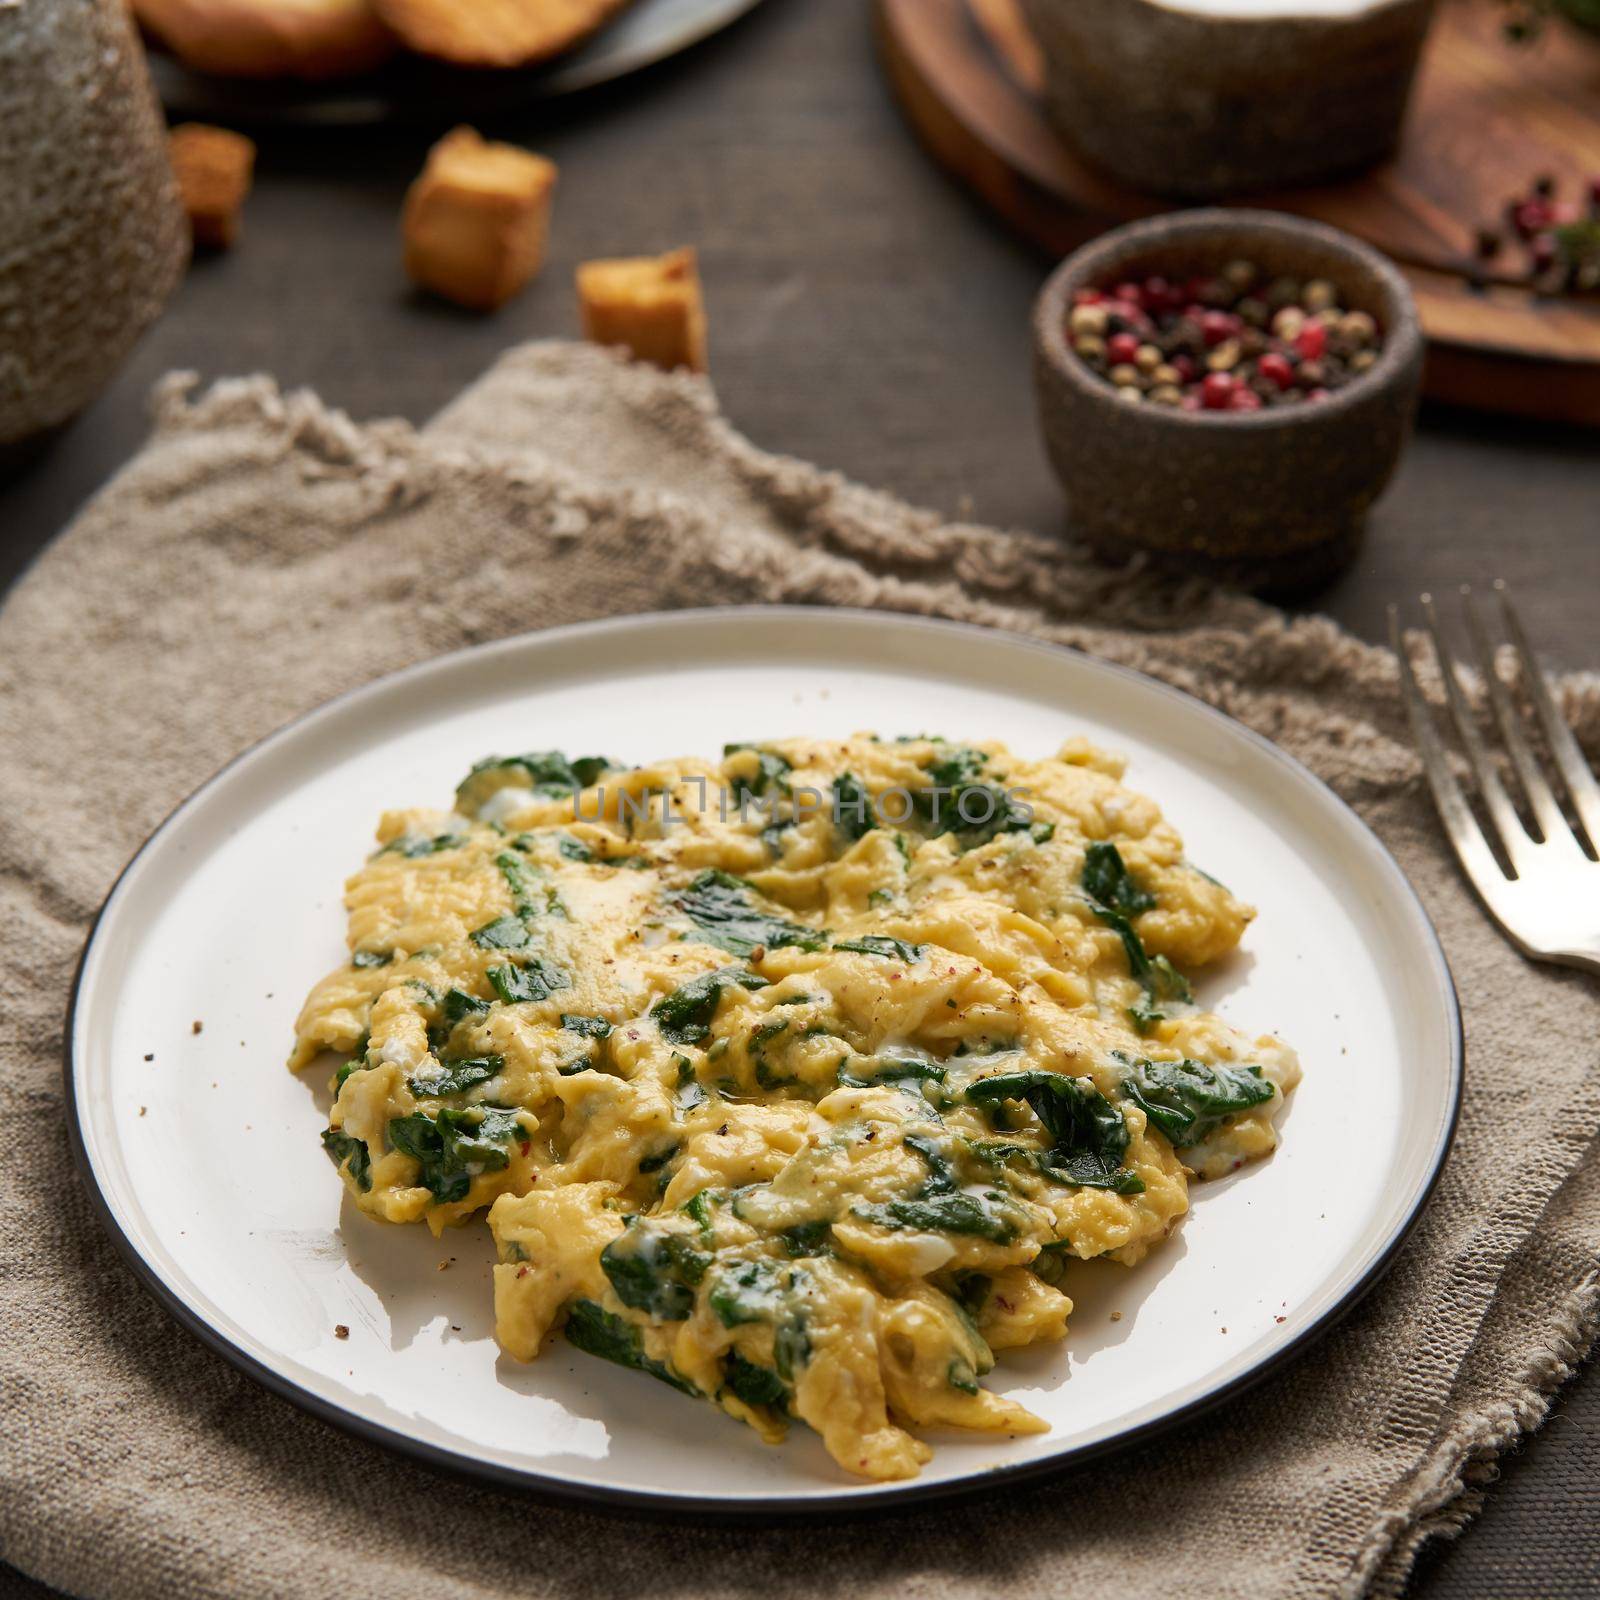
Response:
[1,342,1596,1600]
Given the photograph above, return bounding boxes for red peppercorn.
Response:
[1106,332,1141,366]
[1073,288,1105,306]
[1511,199,1549,240]
[1531,233,1557,270]
[1295,323,1328,361]
[1171,353,1199,384]
[1227,388,1262,412]
[1112,281,1144,309]
[1305,387,1331,403]
[1180,392,1204,412]
[1200,372,1235,410]
[1199,310,1238,348]
[1257,352,1295,390]
[1142,275,1177,313]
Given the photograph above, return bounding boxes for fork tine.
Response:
[1419,591,1535,872]
[1496,581,1600,854]
[1460,587,1573,848]
[1390,605,1511,891]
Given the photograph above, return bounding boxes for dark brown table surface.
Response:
[2,3,1596,1595]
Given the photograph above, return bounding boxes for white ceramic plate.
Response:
[68,608,1460,1513]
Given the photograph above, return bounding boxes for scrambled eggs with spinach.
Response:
[292,735,1298,1480]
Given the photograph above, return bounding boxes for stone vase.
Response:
[0,0,189,462]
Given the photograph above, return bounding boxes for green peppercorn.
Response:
[1069,303,1109,339]
[1338,310,1377,347]
[1271,306,1306,341]
[1206,340,1242,373]
[1303,279,1338,314]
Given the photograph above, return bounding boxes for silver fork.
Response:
[1390,581,1600,977]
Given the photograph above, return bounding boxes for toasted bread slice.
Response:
[576,248,707,373]
[133,0,396,80]
[403,127,559,312]
[168,124,257,249]
[373,0,632,68]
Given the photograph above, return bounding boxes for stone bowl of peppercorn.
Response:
[1033,208,1423,593]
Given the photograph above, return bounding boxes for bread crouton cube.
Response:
[403,126,557,312]
[168,123,256,250]
[575,248,707,373]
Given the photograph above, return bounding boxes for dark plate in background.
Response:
[149,0,768,125]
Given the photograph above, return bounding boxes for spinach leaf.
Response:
[556,833,593,862]
[455,751,613,814]
[1079,843,1191,1032]
[1120,1057,1275,1147]
[855,1191,1017,1241]
[833,935,928,963]
[487,958,569,1006]
[681,1188,718,1238]
[966,1070,1144,1194]
[560,1014,612,1039]
[947,1357,981,1396]
[320,1128,372,1191]
[706,1260,812,1380]
[562,1299,696,1395]
[1081,841,1155,916]
[836,1055,946,1089]
[724,1353,788,1408]
[926,745,989,790]
[670,871,825,957]
[407,1056,500,1098]
[832,773,876,842]
[778,1219,833,1257]
[707,1258,791,1328]
[442,987,491,1026]
[853,1129,1019,1240]
[471,915,529,951]
[723,743,792,802]
[903,1131,959,1193]
[386,1106,523,1203]
[379,832,465,858]
[638,1143,680,1175]
[351,949,392,969]
[905,749,1051,851]
[651,965,767,1045]
[600,1220,711,1321]
[494,850,542,917]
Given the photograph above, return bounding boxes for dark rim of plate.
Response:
[62,605,1464,1521]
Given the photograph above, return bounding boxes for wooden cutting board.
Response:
[876,0,1600,426]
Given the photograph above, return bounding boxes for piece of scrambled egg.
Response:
[291,735,1299,1480]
